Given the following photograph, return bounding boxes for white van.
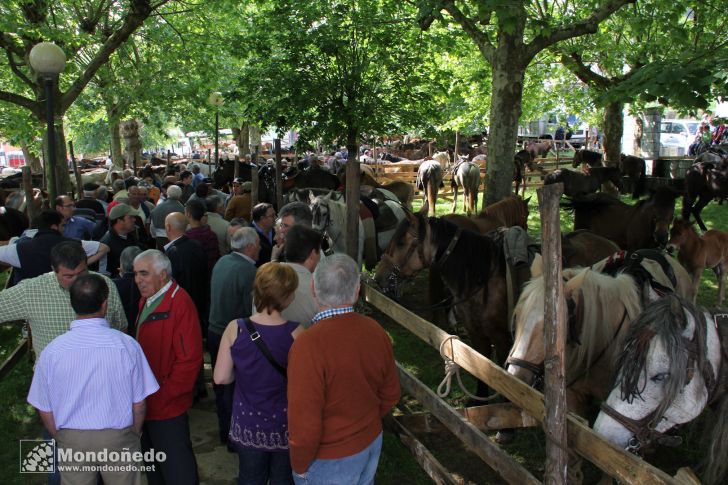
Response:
[660,119,700,156]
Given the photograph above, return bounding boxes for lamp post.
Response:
[29,42,66,203]
[208,91,224,170]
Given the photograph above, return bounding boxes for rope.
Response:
[436,336,500,402]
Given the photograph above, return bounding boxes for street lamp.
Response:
[29,42,66,203]
[208,91,224,170]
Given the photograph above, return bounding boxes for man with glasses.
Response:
[251,203,276,267]
[56,195,95,240]
[271,201,313,263]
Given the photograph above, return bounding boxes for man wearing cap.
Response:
[224,178,252,221]
[150,185,184,249]
[100,204,140,278]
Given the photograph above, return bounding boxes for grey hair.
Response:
[231,226,259,251]
[205,195,222,213]
[134,249,172,277]
[120,246,143,273]
[166,185,182,200]
[279,201,313,227]
[313,253,360,307]
[112,179,125,192]
[97,186,108,199]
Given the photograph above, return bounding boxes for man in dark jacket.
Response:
[251,202,275,267]
[112,246,142,336]
[99,204,140,278]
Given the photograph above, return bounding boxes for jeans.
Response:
[292,433,382,485]
[237,449,293,485]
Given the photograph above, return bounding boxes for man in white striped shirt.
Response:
[28,273,159,485]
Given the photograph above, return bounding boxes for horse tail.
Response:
[702,392,728,484]
[632,161,647,199]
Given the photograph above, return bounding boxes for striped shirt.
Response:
[0,272,128,355]
[27,318,159,430]
[310,306,355,325]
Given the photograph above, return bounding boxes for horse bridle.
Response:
[599,320,718,454]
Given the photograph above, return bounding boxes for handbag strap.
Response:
[242,318,287,378]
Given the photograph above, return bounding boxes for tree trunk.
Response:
[485,55,526,206]
[121,119,142,173]
[633,116,644,154]
[20,140,42,173]
[109,117,124,169]
[41,119,72,197]
[345,131,360,262]
[602,102,624,166]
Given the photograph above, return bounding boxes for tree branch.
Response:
[0,89,39,114]
[5,49,35,88]
[441,1,494,62]
[525,0,636,60]
[60,0,161,112]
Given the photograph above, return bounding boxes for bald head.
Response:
[165,212,187,239]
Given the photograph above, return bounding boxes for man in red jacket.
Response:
[287,253,400,484]
[133,249,203,485]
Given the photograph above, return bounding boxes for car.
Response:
[660,119,700,156]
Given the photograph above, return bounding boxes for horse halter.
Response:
[600,322,718,454]
[380,229,427,297]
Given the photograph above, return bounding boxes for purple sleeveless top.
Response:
[229,318,298,451]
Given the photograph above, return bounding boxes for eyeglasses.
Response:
[61,203,75,208]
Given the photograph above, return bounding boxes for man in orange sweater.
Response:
[287,253,400,484]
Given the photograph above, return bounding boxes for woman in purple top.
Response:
[214,262,302,485]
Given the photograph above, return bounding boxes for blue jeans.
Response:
[237,449,293,485]
[292,433,382,485]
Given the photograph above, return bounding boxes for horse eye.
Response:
[650,372,669,383]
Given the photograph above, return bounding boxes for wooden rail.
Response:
[362,282,687,485]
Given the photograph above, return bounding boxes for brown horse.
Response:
[569,186,679,250]
[619,154,647,199]
[450,158,481,214]
[571,149,604,170]
[513,149,533,196]
[416,160,443,217]
[338,166,414,210]
[525,140,552,159]
[544,167,622,197]
[667,218,728,305]
[682,160,728,231]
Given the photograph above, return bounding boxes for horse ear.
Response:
[308,190,316,204]
[530,253,543,278]
[524,196,532,204]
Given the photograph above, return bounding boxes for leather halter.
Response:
[600,315,719,454]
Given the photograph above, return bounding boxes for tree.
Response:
[419,0,635,205]
[0,0,172,194]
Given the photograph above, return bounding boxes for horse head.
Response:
[666,218,696,255]
[646,187,680,248]
[594,296,720,454]
[374,209,429,296]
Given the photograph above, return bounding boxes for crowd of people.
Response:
[689,117,728,155]
[0,163,400,485]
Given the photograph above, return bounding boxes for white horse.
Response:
[309,191,406,269]
[594,295,727,485]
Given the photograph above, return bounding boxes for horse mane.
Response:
[513,268,642,378]
[425,215,501,295]
[479,196,528,228]
[613,295,704,426]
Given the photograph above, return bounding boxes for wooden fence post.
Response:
[67,140,83,200]
[22,166,37,221]
[345,142,360,261]
[166,150,172,171]
[251,146,259,220]
[274,139,284,210]
[538,182,568,485]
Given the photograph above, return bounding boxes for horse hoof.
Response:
[494,429,516,444]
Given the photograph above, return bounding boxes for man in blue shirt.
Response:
[56,195,95,240]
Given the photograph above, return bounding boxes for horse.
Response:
[450,158,481,214]
[567,186,679,251]
[416,160,444,217]
[0,206,29,241]
[309,191,406,269]
[682,160,728,231]
[282,165,340,193]
[571,149,604,170]
[337,165,415,210]
[525,140,552,159]
[619,154,647,199]
[375,212,512,396]
[544,167,622,197]
[594,295,728,485]
[668,218,728,305]
[513,150,533,196]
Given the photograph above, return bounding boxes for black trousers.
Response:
[142,413,199,485]
[208,329,235,443]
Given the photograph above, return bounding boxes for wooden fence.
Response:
[361,282,698,484]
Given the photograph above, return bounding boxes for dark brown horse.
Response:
[619,154,647,199]
[682,160,728,231]
[571,149,604,169]
[513,150,534,196]
[544,167,622,197]
[281,165,340,193]
[569,186,680,250]
[0,206,28,241]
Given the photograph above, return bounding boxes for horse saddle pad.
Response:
[360,188,399,232]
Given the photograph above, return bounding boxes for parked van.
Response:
[660,119,700,156]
